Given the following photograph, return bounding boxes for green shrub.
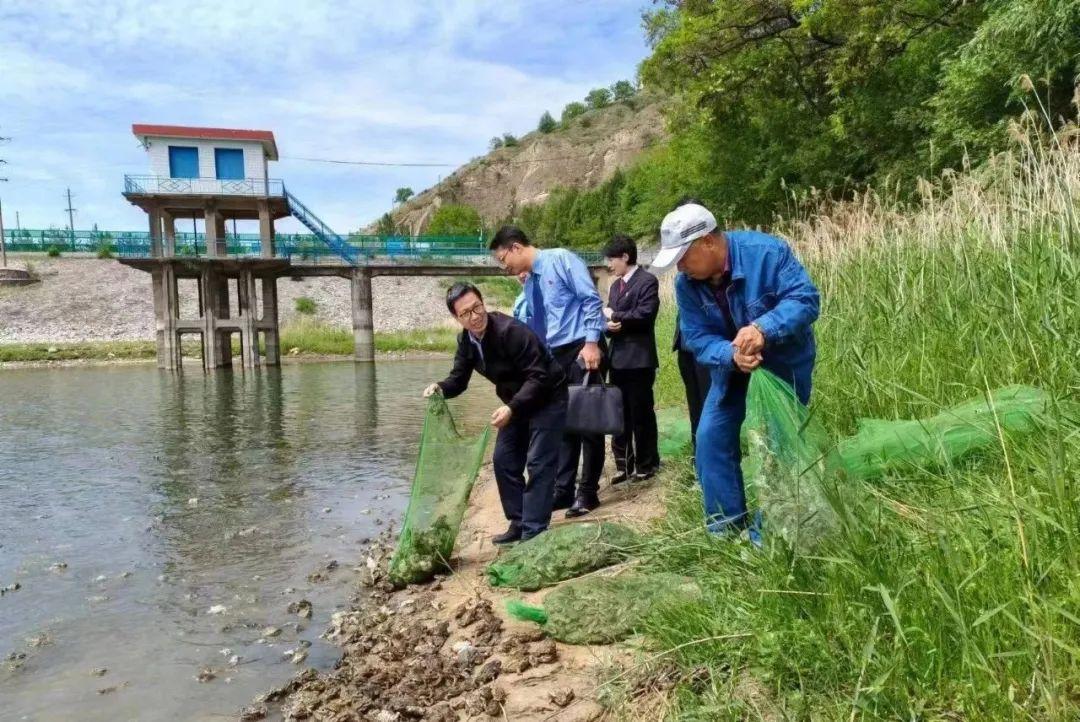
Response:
[294,296,317,315]
[46,245,62,258]
[537,111,557,133]
[95,244,115,259]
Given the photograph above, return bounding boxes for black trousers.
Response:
[551,340,605,501]
[677,349,712,453]
[610,367,659,475]
[491,390,567,539]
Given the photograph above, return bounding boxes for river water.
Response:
[0,360,494,721]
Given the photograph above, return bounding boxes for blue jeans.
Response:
[696,374,750,533]
[696,370,810,535]
[492,390,568,539]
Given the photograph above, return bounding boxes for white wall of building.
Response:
[144,138,269,180]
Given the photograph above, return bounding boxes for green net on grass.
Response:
[743,370,838,547]
[487,521,640,591]
[657,406,693,458]
[833,385,1050,481]
[506,572,699,645]
[387,396,490,586]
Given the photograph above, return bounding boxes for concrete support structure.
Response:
[122,258,286,372]
[350,268,375,362]
[257,200,275,258]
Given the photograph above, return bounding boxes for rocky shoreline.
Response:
[245,462,664,721]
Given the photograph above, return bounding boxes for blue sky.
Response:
[0,0,651,234]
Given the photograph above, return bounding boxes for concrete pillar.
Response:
[257,200,276,259]
[148,207,163,257]
[215,215,228,258]
[239,270,260,368]
[216,276,232,368]
[261,276,280,366]
[152,264,182,370]
[204,206,222,258]
[162,211,176,257]
[351,268,374,362]
[200,267,221,371]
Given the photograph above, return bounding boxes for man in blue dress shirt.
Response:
[489,226,607,518]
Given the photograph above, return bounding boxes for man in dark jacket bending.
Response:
[424,282,568,544]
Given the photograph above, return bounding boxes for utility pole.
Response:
[1,130,9,267]
[1,196,7,268]
[64,187,77,247]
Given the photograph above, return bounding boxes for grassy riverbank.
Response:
[616,145,1080,719]
[0,321,458,364]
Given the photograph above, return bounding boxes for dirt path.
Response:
[248,461,664,722]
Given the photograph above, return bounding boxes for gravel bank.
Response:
[0,257,464,344]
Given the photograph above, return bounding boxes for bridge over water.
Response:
[96,175,605,371]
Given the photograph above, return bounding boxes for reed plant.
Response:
[628,137,1080,719]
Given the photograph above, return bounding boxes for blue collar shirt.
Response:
[526,248,604,348]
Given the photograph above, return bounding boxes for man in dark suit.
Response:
[602,234,661,483]
[424,282,568,544]
[673,320,712,453]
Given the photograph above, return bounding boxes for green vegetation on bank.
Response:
[512,1,1080,250]
[608,142,1080,719]
[0,322,459,363]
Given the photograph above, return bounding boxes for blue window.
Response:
[168,146,199,178]
[214,148,245,180]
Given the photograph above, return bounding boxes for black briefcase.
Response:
[565,371,624,436]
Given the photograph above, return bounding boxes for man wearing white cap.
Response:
[653,201,819,538]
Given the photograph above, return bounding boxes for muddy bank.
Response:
[249,462,664,721]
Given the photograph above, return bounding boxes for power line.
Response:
[281,144,649,169]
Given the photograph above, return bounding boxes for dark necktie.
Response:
[527,276,548,345]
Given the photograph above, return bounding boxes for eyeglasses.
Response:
[494,249,510,268]
[456,302,486,321]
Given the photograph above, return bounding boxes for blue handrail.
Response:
[283,188,360,265]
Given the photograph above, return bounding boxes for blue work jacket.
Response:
[674,230,819,404]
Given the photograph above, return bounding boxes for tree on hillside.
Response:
[489,136,504,151]
[375,213,398,236]
[611,80,636,102]
[640,0,993,220]
[425,204,483,237]
[537,111,557,133]
[585,87,613,110]
[502,133,519,147]
[394,187,414,205]
[561,101,587,125]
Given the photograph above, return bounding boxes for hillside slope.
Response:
[377,94,668,234]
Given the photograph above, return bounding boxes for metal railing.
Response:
[2,228,606,265]
[123,175,285,196]
[283,189,359,265]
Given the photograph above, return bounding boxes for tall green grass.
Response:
[627,142,1080,719]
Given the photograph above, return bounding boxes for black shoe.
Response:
[634,468,658,481]
[610,472,631,485]
[492,524,522,545]
[551,492,574,511]
[565,496,600,519]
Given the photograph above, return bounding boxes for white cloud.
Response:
[0,0,648,231]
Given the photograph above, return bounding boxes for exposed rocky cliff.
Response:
[373,94,668,234]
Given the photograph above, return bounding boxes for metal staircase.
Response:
[284,189,360,265]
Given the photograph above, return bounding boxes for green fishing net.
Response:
[657,406,693,458]
[487,521,640,591]
[742,370,838,547]
[506,572,699,645]
[833,385,1050,481]
[387,396,490,586]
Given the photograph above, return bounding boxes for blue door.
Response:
[168,146,199,178]
[214,148,245,180]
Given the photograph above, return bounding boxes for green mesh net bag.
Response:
[388,396,490,586]
[506,572,699,645]
[487,521,640,591]
[833,385,1050,481]
[742,370,838,548]
[657,406,693,458]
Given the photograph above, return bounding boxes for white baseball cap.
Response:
[652,203,717,270]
